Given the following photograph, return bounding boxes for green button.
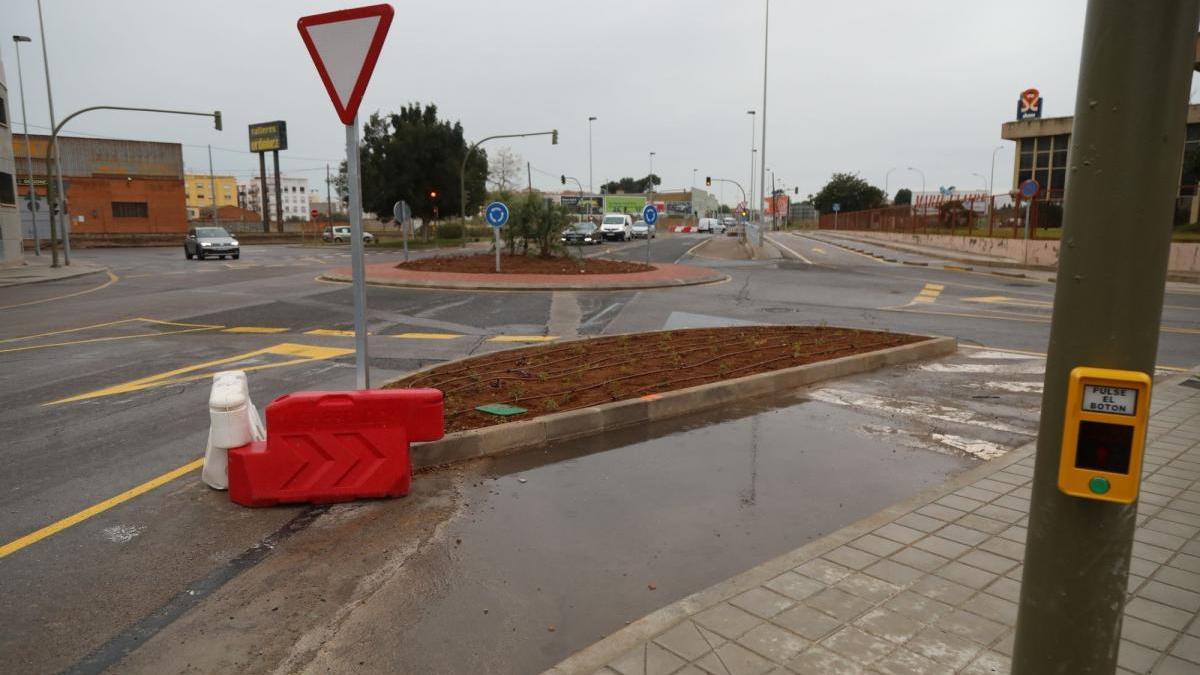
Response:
[1088,477,1111,495]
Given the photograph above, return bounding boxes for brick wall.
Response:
[61,177,188,233]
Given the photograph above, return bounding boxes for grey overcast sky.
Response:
[6,0,1188,205]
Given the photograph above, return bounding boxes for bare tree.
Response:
[488,147,524,193]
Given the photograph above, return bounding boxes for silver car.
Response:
[185,226,240,260]
[630,220,656,239]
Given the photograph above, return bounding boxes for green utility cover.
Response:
[475,403,528,416]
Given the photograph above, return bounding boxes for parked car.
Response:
[721,216,737,228]
[323,225,375,244]
[630,220,656,239]
[697,217,719,233]
[184,226,239,260]
[561,221,601,245]
[599,213,634,241]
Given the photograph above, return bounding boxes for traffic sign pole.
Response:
[642,203,658,265]
[347,113,369,390]
[485,201,510,272]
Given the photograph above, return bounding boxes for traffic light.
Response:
[213,110,223,131]
[794,187,799,194]
[429,191,438,199]
[551,129,558,145]
[705,176,711,187]
[561,175,566,185]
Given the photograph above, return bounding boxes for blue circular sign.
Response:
[832,203,841,212]
[642,204,658,225]
[485,201,509,228]
[1020,179,1040,199]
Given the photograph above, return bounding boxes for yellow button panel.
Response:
[1058,367,1151,504]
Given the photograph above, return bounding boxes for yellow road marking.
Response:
[811,247,827,255]
[963,295,1051,308]
[911,283,944,304]
[222,326,289,334]
[0,270,119,310]
[392,332,461,340]
[305,328,358,337]
[488,335,558,343]
[0,317,223,354]
[798,235,892,265]
[0,458,204,560]
[45,343,354,405]
[885,305,1200,337]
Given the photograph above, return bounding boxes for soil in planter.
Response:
[394,254,653,275]
[386,325,927,433]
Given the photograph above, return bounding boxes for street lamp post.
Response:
[37,0,68,265]
[746,110,756,218]
[43,106,222,268]
[648,151,655,180]
[459,129,558,246]
[11,35,39,256]
[970,172,988,192]
[588,116,597,193]
[906,166,926,196]
[988,144,1004,228]
[884,167,899,203]
[758,0,770,246]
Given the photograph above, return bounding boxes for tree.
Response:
[894,188,913,205]
[810,173,885,214]
[601,174,661,194]
[488,147,524,192]
[349,103,489,220]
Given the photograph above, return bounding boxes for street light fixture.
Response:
[758,0,771,241]
[11,35,40,256]
[459,129,559,245]
[746,110,756,216]
[906,166,926,196]
[884,167,900,202]
[970,172,989,192]
[988,144,1005,228]
[588,116,597,193]
[648,152,656,192]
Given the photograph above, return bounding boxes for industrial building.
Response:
[0,55,21,267]
[12,134,187,234]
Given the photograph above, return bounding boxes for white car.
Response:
[324,225,375,244]
[630,220,656,239]
[599,213,634,241]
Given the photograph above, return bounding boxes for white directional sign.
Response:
[298,4,395,124]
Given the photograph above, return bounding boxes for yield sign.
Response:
[298,4,395,124]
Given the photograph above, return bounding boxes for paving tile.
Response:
[910,575,975,605]
[772,605,841,642]
[764,571,825,602]
[894,512,944,533]
[889,546,948,573]
[956,513,1009,535]
[863,559,924,587]
[939,561,998,590]
[998,525,1028,543]
[1117,639,1160,673]
[991,631,1015,656]
[731,587,796,619]
[994,495,1029,512]
[917,503,966,522]
[671,666,708,675]
[1120,615,1179,651]
[711,641,776,675]
[983,576,1022,604]
[1133,541,1175,565]
[883,589,953,624]
[978,535,1024,562]
[956,485,1003,503]
[852,607,922,644]
[783,645,864,675]
[1135,528,1188,552]
[959,549,1020,575]
[935,523,991,547]
[1169,634,1200,665]
[973,478,1016,496]
[1124,597,1194,631]
[793,558,853,585]
[871,647,954,675]
[1138,580,1200,613]
[938,609,1007,646]
[849,534,904,558]
[906,626,982,670]
[835,573,901,604]
[872,523,925,545]
[912,535,971,559]
[1130,555,1161,578]
[974,503,1025,524]
[820,626,895,666]
[806,588,873,623]
[654,621,715,662]
[1152,565,1200,593]
[961,592,1018,626]
[693,603,764,639]
[1169,553,1200,574]
[936,494,985,513]
[960,650,1011,675]
[1154,655,1200,674]
[736,623,808,665]
[824,547,879,571]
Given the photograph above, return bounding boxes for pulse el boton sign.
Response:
[1057,367,1151,504]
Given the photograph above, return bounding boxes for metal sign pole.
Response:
[346,114,369,389]
[495,226,501,273]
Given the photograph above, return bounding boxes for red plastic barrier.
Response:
[228,389,443,507]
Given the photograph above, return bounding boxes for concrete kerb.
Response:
[542,440,1036,675]
[0,263,109,288]
[405,335,957,471]
[319,269,730,292]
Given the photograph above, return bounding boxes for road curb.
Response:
[319,269,730,292]
[0,264,109,288]
[407,335,956,470]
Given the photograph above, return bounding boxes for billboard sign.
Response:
[604,194,646,214]
[666,200,691,215]
[1017,88,1043,120]
[249,121,289,152]
[560,195,603,212]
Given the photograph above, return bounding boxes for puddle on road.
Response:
[393,392,976,674]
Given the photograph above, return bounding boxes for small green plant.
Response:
[543,398,559,411]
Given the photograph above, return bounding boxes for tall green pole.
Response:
[1012,1,1199,673]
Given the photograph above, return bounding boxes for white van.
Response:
[599,213,634,241]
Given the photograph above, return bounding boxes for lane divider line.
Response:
[488,335,558,343]
[222,326,289,334]
[0,458,203,561]
[392,332,461,340]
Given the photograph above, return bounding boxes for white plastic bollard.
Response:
[202,370,266,490]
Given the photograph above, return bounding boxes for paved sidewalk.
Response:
[0,254,107,287]
[549,373,1200,675]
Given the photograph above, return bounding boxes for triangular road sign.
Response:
[298,4,395,125]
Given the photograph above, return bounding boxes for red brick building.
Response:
[13,134,187,234]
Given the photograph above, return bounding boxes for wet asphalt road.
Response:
[0,233,1197,673]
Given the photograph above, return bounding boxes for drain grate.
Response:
[1180,377,1200,390]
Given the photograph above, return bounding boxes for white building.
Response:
[238,175,311,221]
[0,54,22,268]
